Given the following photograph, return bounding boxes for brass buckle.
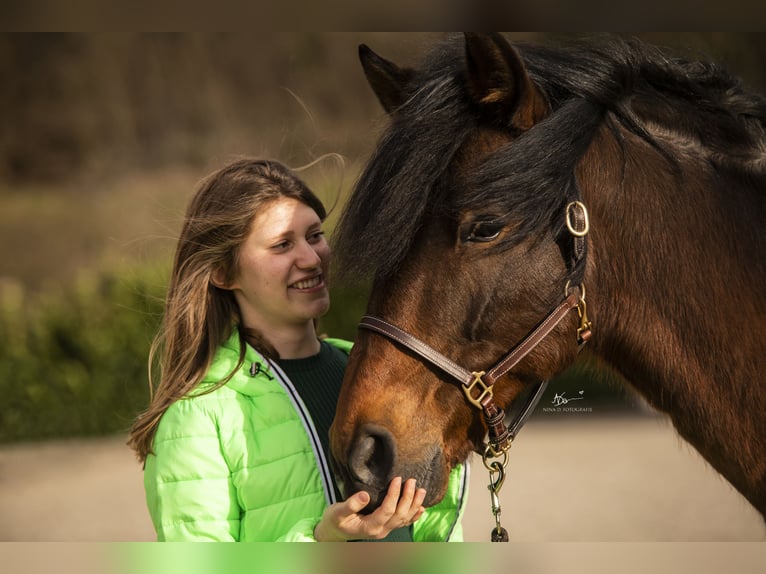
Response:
[576,297,592,343]
[463,371,493,409]
[484,436,513,459]
[565,281,593,344]
[565,200,590,237]
[574,284,592,343]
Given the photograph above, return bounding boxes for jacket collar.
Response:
[202,329,352,398]
[198,329,270,397]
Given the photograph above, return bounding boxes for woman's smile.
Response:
[290,273,325,291]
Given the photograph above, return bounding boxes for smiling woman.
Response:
[213,197,332,356]
[125,157,468,542]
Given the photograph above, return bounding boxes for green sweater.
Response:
[144,330,468,541]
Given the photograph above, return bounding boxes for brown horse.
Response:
[329,33,766,519]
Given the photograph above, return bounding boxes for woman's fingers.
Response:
[395,480,426,525]
[343,490,371,515]
[376,476,404,517]
[409,485,427,516]
[393,478,419,517]
[367,477,426,532]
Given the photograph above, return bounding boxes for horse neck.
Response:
[580,124,766,511]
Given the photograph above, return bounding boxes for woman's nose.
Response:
[296,241,322,268]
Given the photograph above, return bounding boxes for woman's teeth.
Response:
[291,276,321,289]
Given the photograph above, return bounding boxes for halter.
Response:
[357,200,592,541]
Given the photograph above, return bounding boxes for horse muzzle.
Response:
[331,423,447,511]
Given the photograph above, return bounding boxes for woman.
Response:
[127,158,468,541]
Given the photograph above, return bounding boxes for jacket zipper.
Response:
[266,359,338,507]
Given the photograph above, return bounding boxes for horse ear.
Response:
[359,44,413,114]
[464,33,549,130]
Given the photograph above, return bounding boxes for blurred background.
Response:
[0,33,764,542]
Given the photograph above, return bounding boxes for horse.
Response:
[328,33,766,523]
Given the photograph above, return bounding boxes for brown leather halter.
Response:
[358,289,588,456]
[356,200,592,541]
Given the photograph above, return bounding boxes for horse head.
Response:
[330,33,593,509]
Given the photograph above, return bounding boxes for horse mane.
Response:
[332,34,766,283]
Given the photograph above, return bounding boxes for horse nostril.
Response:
[348,424,396,486]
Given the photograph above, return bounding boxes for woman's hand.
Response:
[313,477,426,542]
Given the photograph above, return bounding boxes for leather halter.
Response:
[359,288,586,457]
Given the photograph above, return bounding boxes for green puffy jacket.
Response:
[144,330,469,541]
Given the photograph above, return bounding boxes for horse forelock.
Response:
[462,98,606,246]
[333,58,475,283]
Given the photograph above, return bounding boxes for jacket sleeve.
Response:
[276,517,322,542]
[144,397,241,541]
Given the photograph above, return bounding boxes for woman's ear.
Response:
[210,267,231,290]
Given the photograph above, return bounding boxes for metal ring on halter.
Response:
[565,200,590,237]
[482,443,509,471]
[564,280,586,302]
[484,438,512,459]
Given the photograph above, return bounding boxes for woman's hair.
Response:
[128,158,326,462]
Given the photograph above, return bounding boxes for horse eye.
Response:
[463,220,504,243]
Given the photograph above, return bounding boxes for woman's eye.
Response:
[308,231,325,243]
[463,220,504,243]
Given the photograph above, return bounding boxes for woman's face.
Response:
[228,197,331,331]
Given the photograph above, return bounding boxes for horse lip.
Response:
[421,448,445,507]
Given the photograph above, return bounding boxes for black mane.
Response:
[332,34,766,283]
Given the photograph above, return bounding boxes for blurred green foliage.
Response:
[0,265,167,442]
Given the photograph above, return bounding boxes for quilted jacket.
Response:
[144,330,468,541]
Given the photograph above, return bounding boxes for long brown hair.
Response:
[128,158,327,462]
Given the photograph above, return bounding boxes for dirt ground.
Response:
[0,414,763,542]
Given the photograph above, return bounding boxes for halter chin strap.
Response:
[358,288,585,456]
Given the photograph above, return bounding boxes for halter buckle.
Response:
[566,200,590,237]
[575,286,593,344]
[565,281,593,344]
[463,371,493,409]
[577,299,592,343]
